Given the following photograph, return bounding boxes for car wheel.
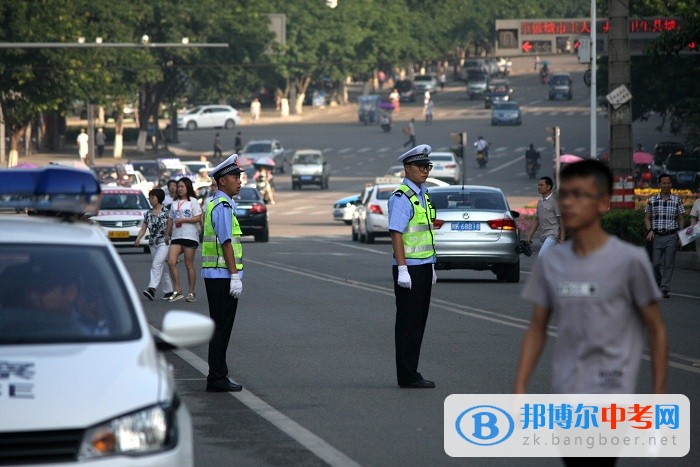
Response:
[224,119,235,129]
[352,226,358,241]
[344,220,352,226]
[359,229,367,243]
[366,232,375,244]
[254,230,269,242]
[143,246,151,254]
[186,121,197,131]
[497,260,520,283]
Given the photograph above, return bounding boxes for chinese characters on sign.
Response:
[520,18,679,36]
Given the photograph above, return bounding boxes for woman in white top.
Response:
[165,177,202,302]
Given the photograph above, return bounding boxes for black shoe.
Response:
[399,379,436,389]
[663,291,670,298]
[142,288,155,301]
[206,378,242,392]
[161,292,174,301]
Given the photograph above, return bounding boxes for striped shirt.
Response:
[645,194,685,230]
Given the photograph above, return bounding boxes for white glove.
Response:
[432,264,437,285]
[397,265,412,289]
[229,274,243,298]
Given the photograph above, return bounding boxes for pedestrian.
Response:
[389,88,400,114]
[201,154,245,392]
[165,177,202,303]
[77,128,88,161]
[163,179,178,210]
[526,176,564,257]
[275,90,282,112]
[378,70,386,89]
[213,133,223,159]
[534,55,541,71]
[250,97,261,124]
[388,144,437,389]
[644,173,685,298]
[402,118,416,147]
[438,71,446,90]
[95,127,106,158]
[687,185,700,263]
[135,188,174,301]
[514,160,668,401]
[234,131,243,155]
[424,99,434,124]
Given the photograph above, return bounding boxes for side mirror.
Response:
[510,210,520,218]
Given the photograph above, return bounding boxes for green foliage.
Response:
[601,209,647,246]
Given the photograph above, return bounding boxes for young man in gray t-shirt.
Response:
[515,160,668,395]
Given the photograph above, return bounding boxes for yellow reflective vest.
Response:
[202,196,243,271]
[393,184,436,259]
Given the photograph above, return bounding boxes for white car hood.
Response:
[2,340,168,431]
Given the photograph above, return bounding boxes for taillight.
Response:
[445,164,456,169]
[487,218,516,230]
[433,219,444,229]
[249,203,267,214]
[369,204,383,215]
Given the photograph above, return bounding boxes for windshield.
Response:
[430,190,506,211]
[100,192,150,210]
[293,153,322,164]
[495,103,519,110]
[550,75,570,86]
[185,106,202,115]
[233,187,263,202]
[130,162,159,178]
[395,81,413,92]
[0,245,141,344]
[376,187,397,200]
[245,143,272,153]
[430,155,453,162]
[665,157,700,172]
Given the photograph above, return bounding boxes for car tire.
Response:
[359,230,367,243]
[224,119,235,129]
[352,226,358,241]
[186,121,197,131]
[366,232,375,244]
[497,260,520,283]
[254,230,269,242]
[344,220,352,226]
[143,246,151,254]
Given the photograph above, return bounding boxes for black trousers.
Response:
[204,278,239,382]
[393,263,433,386]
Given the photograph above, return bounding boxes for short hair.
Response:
[658,173,672,184]
[148,188,165,203]
[539,176,554,188]
[560,159,613,195]
[166,179,178,187]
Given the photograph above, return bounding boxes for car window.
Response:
[665,157,700,172]
[375,187,396,200]
[233,187,261,202]
[430,191,506,210]
[131,162,160,178]
[186,106,202,114]
[496,103,519,110]
[246,143,272,153]
[551,75,570,85]
[101,192,150,210]
[395,81,413,92]
[430,155,453,162]
[0,245,141,344]
[293,154,321,164]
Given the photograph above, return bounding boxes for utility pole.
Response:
[608,0,633,177]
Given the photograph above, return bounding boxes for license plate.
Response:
[434,165,443,170]
[451,222,480,231]
[679,174,692,182]
[301,175,312,181]
[108,231,130,239]
[235,209,249,216]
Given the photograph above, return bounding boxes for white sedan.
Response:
[177,105,241,130]
[0,166,214,466]
[92,187,151,253]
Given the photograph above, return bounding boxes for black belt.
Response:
[653,229,678,236]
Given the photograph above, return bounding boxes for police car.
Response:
[0,166,214,465]
[92,186,151,253]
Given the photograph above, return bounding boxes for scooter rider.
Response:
[525,144,540,165]
[474,136,489,158]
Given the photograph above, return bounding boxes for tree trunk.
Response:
[9,130,22,167]
[24,125,31,157]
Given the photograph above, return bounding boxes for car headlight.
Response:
[78,402,178,460]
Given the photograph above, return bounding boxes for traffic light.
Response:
[450,132,467,159]
[545,127,560,146]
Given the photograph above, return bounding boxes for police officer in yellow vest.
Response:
[202,154,245,392]
[388,144,437,388]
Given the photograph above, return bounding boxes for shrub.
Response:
[602,209,646,246]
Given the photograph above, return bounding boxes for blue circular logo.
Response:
[455,405,514,446]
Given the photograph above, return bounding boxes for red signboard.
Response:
[520,18,679,36]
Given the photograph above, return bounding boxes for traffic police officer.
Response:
[388,144,437,388]
[202,154,244,392]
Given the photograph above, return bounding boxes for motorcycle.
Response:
[380,112,392,133]
[255,175,272,204]
[476,150,488,168]
[526,160,540,179]
[540,68,550,85]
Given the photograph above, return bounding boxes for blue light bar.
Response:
[0,166,101,214]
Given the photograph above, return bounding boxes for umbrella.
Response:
[12,162,38,168]
[378,100,395,110]
[253,156,275,168]
[558,154,584,164]
[633,151,654,165]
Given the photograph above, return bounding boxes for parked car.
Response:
[467,70,489,99]
[548,72,573,100]
[663,151,700,190]
[413,74,438,94]
[429,185,521,282]
[429,151,461,184]
[351,183,398,243]
[483,79,512,108]
[92,187,152,253]
[491,101,522,126]
[0,166,214,466]
[177,105,241,130]
[291,149,330,189]
[332,193,362,225]
[232,186,269,242]
[395,79,417,102]
[241,139,286,173]
[651,142,685,185]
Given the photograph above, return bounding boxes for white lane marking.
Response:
[487,154,525,174]
[494,146,507,153]
[338,148,352,154]
[169,347,362,467]
[357,147,371,153]
[377,147,390,153]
